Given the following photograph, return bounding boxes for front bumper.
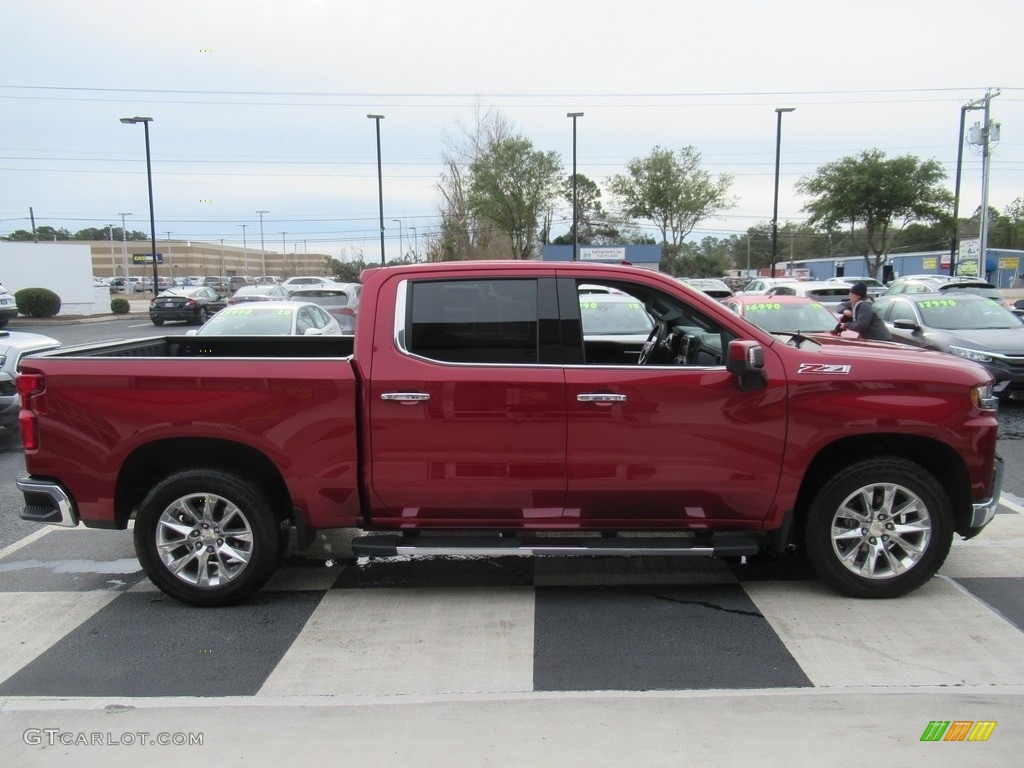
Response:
[964,455,1005,537]
[15,473,79,527]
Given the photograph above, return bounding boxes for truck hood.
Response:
[775,332,993,383]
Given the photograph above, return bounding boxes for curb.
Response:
[7,313,141,327]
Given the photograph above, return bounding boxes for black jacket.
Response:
[845,299,892,341]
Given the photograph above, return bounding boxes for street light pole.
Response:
[367,114,386,266]
[770,107,796,280]
[119,117,158,291]
[567,112,583,261]
[257,210,268,276]
[118,212,131,278]
[240,224,248,276]
[165,231,173,285]
[108,225,115,278]
[392,218,403,261]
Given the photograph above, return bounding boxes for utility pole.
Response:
[972,89,1000,280]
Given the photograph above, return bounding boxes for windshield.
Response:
[196,306,294,335]
[579,297,654,335]
[941,285,1004,302]
[741,301,837,333]
[915,298,1021,330]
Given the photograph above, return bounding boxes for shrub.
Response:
[110,297,131,315]
[14,287,62,318]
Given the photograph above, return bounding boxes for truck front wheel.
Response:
[804,457,953,598]
[134,469,283,606]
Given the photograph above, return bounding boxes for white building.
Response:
[0,242,108,315]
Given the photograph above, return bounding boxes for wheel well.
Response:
[114,438,292,529]
[792,434,972,541]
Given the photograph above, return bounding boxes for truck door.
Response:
[366,276,568,528]
[561,276,788,527]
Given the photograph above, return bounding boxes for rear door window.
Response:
[406,279,539,364]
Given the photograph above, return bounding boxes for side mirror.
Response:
[893,320,920,332]
[726,339,766,391]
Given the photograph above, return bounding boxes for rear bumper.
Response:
[15,473,79,527]
[149,309,199,322]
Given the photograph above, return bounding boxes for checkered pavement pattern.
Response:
[3,506,1024,699]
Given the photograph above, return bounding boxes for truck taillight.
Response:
[17,373,43,451]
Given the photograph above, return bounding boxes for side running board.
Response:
[351,534,760,559]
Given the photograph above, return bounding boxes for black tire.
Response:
[134,469,283,606]
[195,307,210,325]
[804,457,952,598]
[152,318,165,326]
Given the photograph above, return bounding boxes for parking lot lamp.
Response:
[257,210,269,276]
[239,224,249,276]
[567,112,583,261]
[392,218,403,261]
[118,213,131,277]
[368,114,386,265]
[119,117,158,290]
[770,107,795,279]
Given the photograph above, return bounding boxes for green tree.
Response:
[550,173,651,246]
[2,226,72,241]
[435,106,515,261]
[995,197,1024,249]
[329,252,368,283]
[796,149,952,277]
[72,227,149,241]
[467,135,562,259]
[672,237,733,277]
[560,173,603,244]
[608,146,733,247]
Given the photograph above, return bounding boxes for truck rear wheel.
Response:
[804,457,953,598]
[134,469,283,606]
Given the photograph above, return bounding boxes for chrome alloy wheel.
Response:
[829,482,932,580]
[155,493,254,588]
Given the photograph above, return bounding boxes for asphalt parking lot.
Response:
[1,311,1023,766]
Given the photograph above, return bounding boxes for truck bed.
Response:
[39,334,355,359]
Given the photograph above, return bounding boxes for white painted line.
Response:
[1000,494,1024,515]
[0,526,54,560]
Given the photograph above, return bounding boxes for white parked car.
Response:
[764,280,858,313]
[0,283,19,327]
[281,276,340,294]
[0,331,62,428]
[735,277,800,296]
[193,301,343,336]
[826,276,887,298]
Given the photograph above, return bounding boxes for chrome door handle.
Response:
[577,393,627,404]
[381,392,431,403]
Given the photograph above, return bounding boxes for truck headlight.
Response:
[972,382,999,411]
[951,346,993,364]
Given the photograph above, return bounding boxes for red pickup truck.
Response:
[15,261,1004,606]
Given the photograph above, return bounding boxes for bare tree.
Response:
[435,104,515,260]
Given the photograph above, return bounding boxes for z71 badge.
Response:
[797,363,852,375]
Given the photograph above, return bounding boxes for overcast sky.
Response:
[2,0,1021,263]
